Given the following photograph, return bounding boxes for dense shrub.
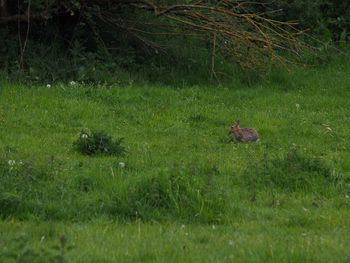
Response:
[2,0,349,84]
[259,0,350,44]
[73,131,126,156]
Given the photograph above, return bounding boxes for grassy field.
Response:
[1,59,350,262]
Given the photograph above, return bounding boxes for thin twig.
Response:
[19,0,31,69]
[210,32,218,82]
[17,0,22,70]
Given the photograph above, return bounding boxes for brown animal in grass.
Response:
[229,120,259,142]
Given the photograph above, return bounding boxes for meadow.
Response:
[0,58,350,262]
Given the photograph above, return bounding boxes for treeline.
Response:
[261,1,350,44]
[0,0,349,84]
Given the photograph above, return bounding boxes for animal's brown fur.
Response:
[229,120,259,142]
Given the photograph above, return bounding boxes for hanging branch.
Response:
[123,0,308,67]
[0,0,310,68]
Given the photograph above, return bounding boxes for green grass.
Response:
[1,219,350,262]
[1,58,350,262]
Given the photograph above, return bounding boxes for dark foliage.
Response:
[0,0,349,84]
[73,131,126,156]
[257,0,350,44]
[0,0,307,84]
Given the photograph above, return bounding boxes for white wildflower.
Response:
[295,103,300,109]
[46,84,51,88]
[69,81,77,86]
[81,133,88,139]
[8,160,16,166]
[118,162,125,168]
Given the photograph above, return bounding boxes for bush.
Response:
[259,0,350,44]
[73,131,126,156]
[0,0,323,85]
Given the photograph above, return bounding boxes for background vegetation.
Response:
[1,1,350,262]
[0,0,349,85]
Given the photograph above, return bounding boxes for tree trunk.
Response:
[0,0,8,18]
